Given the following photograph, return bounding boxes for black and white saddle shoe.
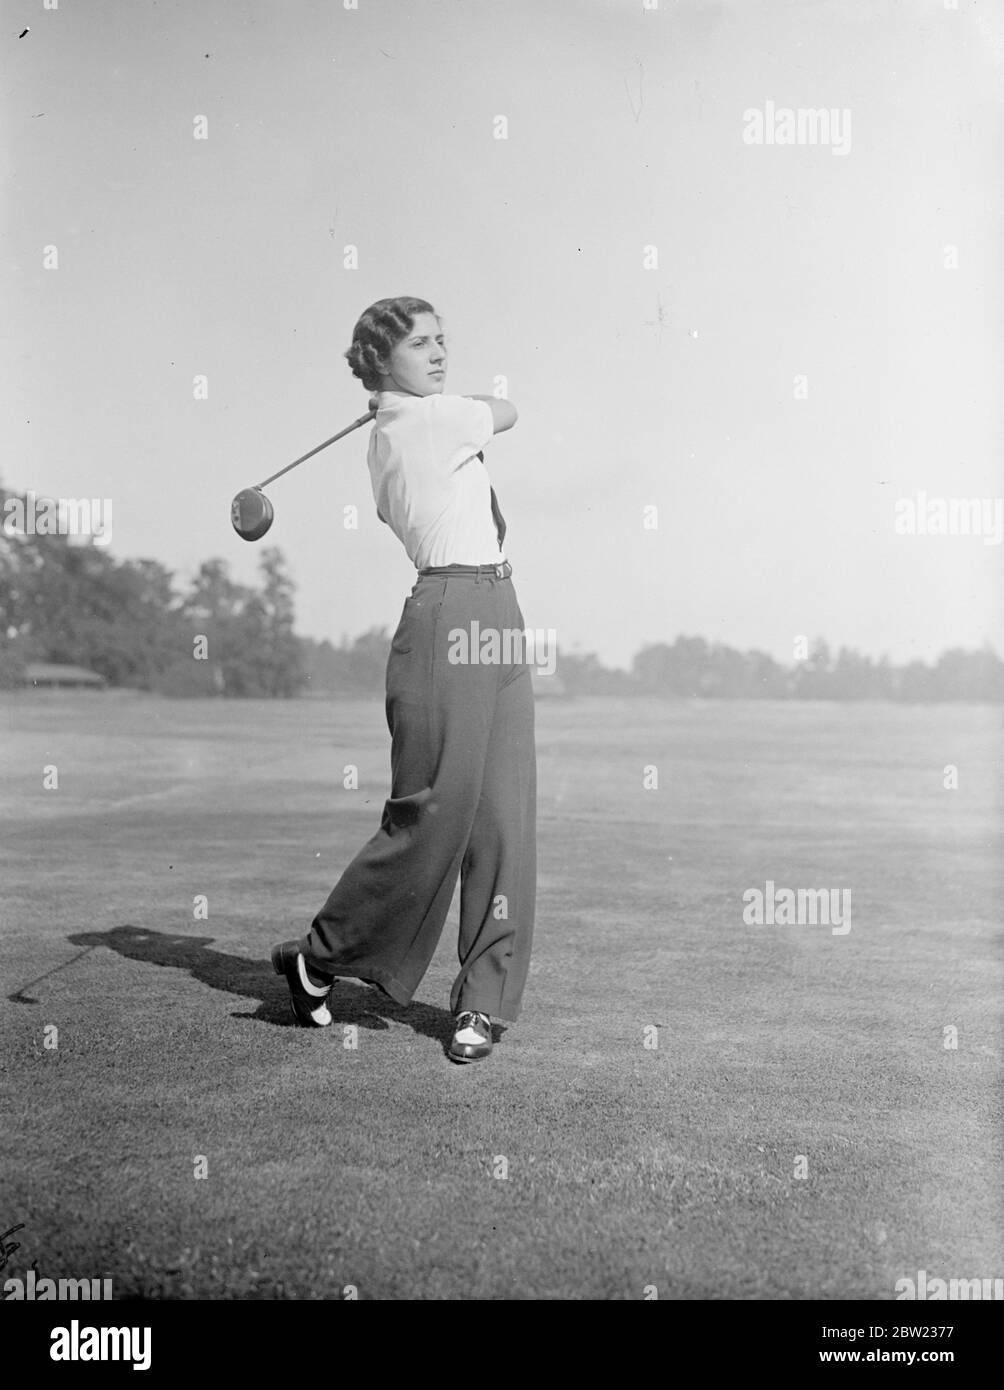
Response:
[449,1010,493,1063]
[271,941,333,1027]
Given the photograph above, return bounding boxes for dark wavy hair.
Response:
[345,297,439,392]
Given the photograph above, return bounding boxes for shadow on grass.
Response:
[17,925,500,1058]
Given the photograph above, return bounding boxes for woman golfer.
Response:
[273,297,537,1062]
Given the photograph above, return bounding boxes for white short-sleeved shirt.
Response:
[368,391,506,570]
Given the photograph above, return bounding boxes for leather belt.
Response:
[419,560,512,580]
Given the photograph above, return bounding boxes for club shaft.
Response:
[255,410,375,490]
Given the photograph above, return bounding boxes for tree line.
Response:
[1,483,1000,700]
[560,637,1003,702]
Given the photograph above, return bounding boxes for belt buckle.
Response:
[494,562,506,580]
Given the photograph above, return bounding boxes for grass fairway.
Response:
[1,691,1001,1300]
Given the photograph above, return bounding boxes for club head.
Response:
[231,487,274,542]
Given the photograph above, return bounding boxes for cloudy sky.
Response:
[3,0,1002,668]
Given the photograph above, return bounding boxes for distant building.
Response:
[22,663,107,690]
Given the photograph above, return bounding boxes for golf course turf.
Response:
[2,692,1001,1299]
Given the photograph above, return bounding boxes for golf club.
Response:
[230,407,376,541]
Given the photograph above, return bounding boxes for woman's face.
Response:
[379,312,447,396]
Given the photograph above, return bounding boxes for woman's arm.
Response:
[464,394,518,435]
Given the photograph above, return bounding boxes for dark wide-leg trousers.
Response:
[301,568,537,1022]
